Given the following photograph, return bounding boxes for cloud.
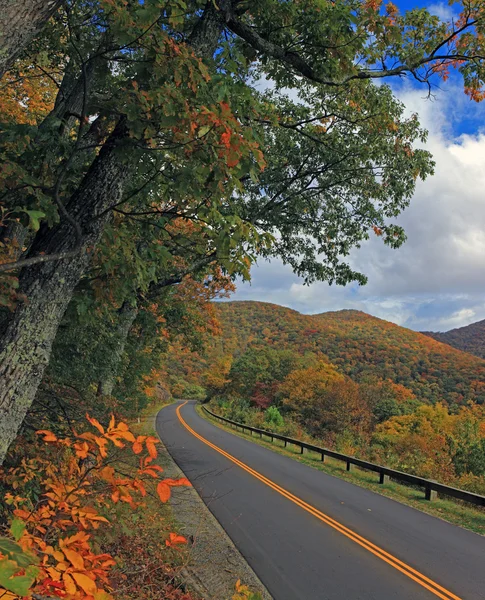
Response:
[427,2,456,21]
[229,84,485,332]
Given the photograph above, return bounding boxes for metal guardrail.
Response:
[203,406,485,507]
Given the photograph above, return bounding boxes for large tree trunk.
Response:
[0,4,224,462]
[0,0,63,79]
[0,119,131,462]
[97,301,139,397]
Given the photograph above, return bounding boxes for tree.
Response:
[1,0,485,462]
[0,0,63,79]
[280,361,345,414]
[228,347,299,406]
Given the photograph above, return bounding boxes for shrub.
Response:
[265,406,284,428]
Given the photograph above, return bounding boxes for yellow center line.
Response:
[175,401,462,600]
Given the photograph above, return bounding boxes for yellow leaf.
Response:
[94,591,114,600]
[47,566,61,580]
[63,572,77,595]
[63,548,85,570]
[72,572,97,596]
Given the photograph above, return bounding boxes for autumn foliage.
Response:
[0,415,190,599]
[165,301,485,494]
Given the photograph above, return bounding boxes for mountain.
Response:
[423,320,485,360]
[201,301,485,405]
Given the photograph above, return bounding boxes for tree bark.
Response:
[97,301,138,397]
[0,3,225,462]
[0,0,63,79]
[0,119,131,462]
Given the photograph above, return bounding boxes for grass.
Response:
[197,405,485,536]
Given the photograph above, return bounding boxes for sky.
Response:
[228,1,485,333]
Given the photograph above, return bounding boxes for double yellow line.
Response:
[176,402,461,600]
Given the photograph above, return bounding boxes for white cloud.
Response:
[427,3,456,21]
[229,83,485,332]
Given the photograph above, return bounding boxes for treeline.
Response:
[170,302,485,406]
[424,319,485,360]
[211,347,485,494]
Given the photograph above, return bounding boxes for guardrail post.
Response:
[300,445,304,454]
[425,486,437,501]
[321,453,325,462]
[347,461,354,472]
[379,473,390,484]
[270,435,273,442]
[259,432,262,438]
[284,440,287,447]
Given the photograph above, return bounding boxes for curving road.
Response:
[156,401,485,600]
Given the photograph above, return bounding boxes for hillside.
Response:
[186,301,485,405]
[423,320,485,360]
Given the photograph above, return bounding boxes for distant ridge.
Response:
[212,301,485,405]
[423,319,485,360]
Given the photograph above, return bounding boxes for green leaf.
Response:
[0,538,23,556]
[198,125,211,137]
[0,559,38,596]
[9,519,25,542]
[22,209,45,232]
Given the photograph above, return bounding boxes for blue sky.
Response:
[229,1,485,332]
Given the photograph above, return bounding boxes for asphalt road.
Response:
[156,401,485,600]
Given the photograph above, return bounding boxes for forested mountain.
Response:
[423,320,485,360]
[170,301,485,406]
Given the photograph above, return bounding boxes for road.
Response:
[156,401,485,600]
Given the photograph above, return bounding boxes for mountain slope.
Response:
[210,301,485,405]
[423,320,485,360]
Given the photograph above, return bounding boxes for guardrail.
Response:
[203,406,485,508]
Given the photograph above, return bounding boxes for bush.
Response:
[265,406,284,428]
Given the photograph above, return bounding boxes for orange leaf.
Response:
[163,478,191,487]
[36,430,57,442]
[63,573,77,595]
[118,430,135,443]
[132,435,146,454]
[145,436,158,459]
[156,482,171,503]
[86,414,105,434]
[140,466,163,478]
[63,548,85,570]
[99,466,115,482]
[94,437,108,458]
[165,532,187,547]
[72,572,97,596]
[74,441,89,459]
